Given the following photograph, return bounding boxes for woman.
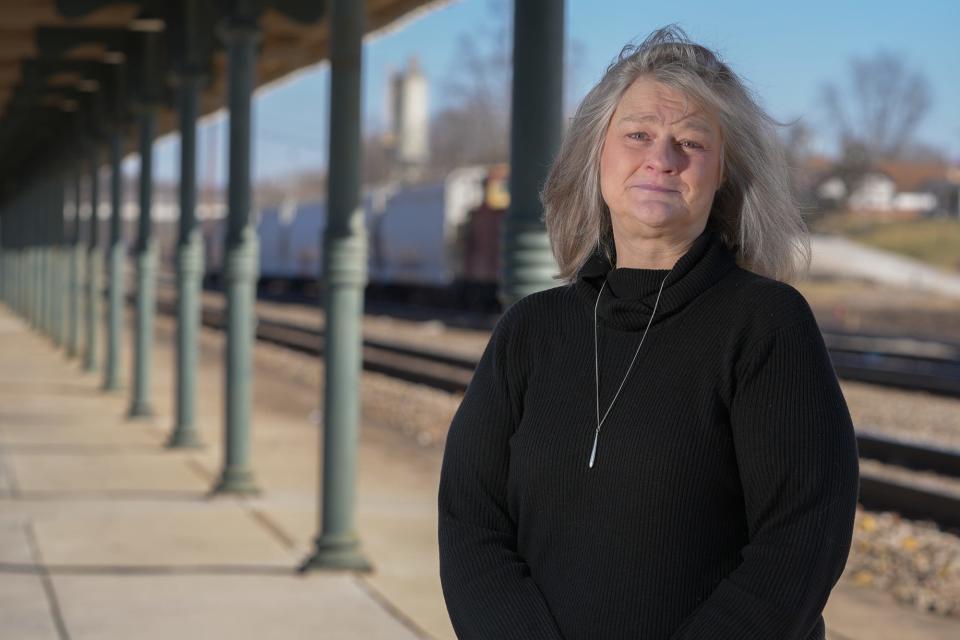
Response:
[438,26,859,640]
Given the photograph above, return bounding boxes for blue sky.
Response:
[145,0,960,184]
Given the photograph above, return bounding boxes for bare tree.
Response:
[778,119,820,208]
[430,1,513,173]
[429,0,587,175]
[781,119,815,167]
[821,50,933,161]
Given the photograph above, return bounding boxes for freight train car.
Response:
[157,165,507,309]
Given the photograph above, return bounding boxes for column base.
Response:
[102,378,123,393]
[166,427,204,449]
[211,466,260,496]
[127,401,154,419]
[298,534,373,573]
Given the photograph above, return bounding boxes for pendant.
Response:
[588,429,599,468]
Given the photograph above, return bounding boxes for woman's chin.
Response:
[617,205,690,231]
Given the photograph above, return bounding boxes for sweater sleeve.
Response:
[670,308,860,640]
[438,308,565,640]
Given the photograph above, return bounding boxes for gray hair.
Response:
[542,25,810,283]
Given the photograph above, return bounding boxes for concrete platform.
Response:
[0,309,424,640]
[0,304,958,639]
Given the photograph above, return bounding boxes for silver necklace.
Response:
[589,269,672,468]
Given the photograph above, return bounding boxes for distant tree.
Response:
[779,120,820,209]
[428,0,587,175]
[430,0,512,173]
[820,50,933,161]
[781,120,815,167]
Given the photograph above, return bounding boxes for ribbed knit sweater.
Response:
[438,229,860,640]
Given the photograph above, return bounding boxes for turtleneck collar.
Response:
[574,229,737,332]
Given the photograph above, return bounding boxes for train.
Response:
[156,165,509,311]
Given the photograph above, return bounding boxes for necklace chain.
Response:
[589,270,672,468]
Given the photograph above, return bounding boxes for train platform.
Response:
[1,304,959,639]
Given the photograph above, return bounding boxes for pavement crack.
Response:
[23,521,71,640]
[247,507,298,550]
[352,574,436,640]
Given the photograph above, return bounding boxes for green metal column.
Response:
[44,173,60,341]
[43,174,53,339]
[67,159,83,358]
[128,28,163,418]
[32,184,43,332]
[20,190,28,321]
[43,176,53,339]
[61,169,71,347]
[0,215,5,307]
[301,0,372,572]
[2,215,8,308]
[3,217,8,307]
[499,0,564,305]
[0,215,4,306]
[12,212,21,315]
[3,218,9,308]
[129,105,158,417]
[17,208,26,318]
[84,142,101,371]
[103,124,125,391]
[0,215,5,306]
[168,8,207,447]
[12,210,19,315]
[23,198,31,321]
[36,184,46,332]
[7,215,13,310]
[9,209,16,313]
[41,181,50,332]
[101,54,128,392]
[29,187,39,329]
[24,184,37,329]
[213,11,260,494]
[38,182,49,335]
[8,209,16,313]
[167,0,214,448]
[51,170,67,348]
[2,219,8,308]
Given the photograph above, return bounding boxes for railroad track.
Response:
[151,279,960,396]
[856,431,960,531]
[291,318,960,532]
[152,298,960,531]
[248,316,960,399]
[823,331,960,397]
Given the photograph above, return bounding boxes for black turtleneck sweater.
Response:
[438,230,860,640]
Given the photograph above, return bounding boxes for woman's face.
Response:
[599,77,724,241]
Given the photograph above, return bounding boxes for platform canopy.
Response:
[0,0,442,193]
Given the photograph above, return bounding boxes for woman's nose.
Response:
[644,139,680,173]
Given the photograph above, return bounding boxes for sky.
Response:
[143,0,960,185]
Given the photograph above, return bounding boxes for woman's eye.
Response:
[679,140,704,150]
[627,132,650,141]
